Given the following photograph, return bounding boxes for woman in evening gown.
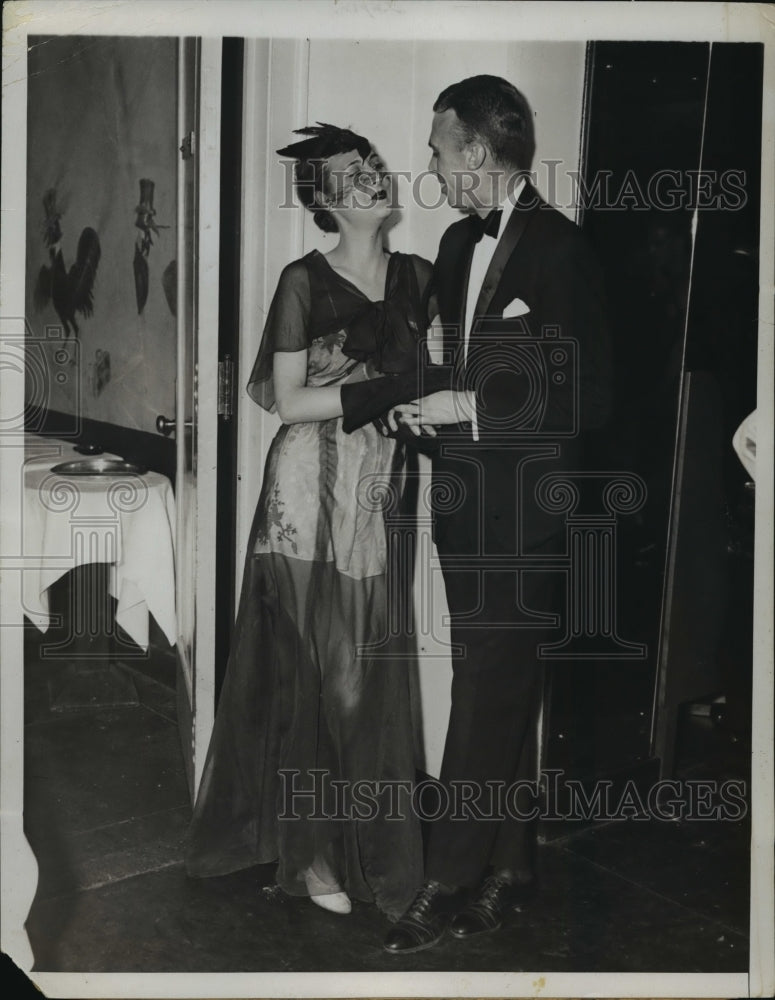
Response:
[185,123,444,921]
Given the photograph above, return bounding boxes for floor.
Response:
[21,616,751,978]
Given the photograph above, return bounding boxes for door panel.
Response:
[175,37,222,800]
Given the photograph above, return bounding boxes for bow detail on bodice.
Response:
[341,298,423,374]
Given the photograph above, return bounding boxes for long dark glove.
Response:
[340,365,453,434]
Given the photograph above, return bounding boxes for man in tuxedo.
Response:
[383,75,612,953]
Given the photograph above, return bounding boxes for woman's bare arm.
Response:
[273,350,344,424]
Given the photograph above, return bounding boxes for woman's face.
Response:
[321,147,392,226]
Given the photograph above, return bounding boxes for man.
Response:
[383,75,612,953]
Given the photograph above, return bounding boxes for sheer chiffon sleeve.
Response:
[247,261,312,412]
[409,254,439,325]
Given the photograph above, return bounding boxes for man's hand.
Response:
[387,390,475,436]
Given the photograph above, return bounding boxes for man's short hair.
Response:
[434,75,535,172]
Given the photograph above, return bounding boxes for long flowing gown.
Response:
[185,249,432,920]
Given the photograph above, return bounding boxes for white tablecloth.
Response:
[732,409,757,481]
[23,435,177,651]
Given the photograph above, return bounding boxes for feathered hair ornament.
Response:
[276,122,371,162]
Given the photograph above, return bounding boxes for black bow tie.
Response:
[471,208,503,243]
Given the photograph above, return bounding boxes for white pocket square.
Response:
[502,298,531,318]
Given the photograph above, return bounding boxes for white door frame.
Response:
[176,36,222,800]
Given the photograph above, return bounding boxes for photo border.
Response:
[2,2,773,997]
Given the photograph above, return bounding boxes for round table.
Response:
[23,439,177,653]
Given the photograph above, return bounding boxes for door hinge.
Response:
[218,355,234,420]
[180,130,196,160]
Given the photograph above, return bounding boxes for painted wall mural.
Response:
[26,36,178,433]
[33,188,102,337]
[88,349,111,398]
[133,178,169,315]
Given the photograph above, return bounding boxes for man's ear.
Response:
[466,141,487,171]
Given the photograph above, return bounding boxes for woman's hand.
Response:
[387,390,475,436]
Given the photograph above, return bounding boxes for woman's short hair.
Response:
[277,123,371,233]
[433,75,535,173]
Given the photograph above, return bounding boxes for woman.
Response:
[186,124,443,921]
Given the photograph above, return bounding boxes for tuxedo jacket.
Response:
[430,182,612,556]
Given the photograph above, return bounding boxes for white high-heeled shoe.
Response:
[309,890,352,915]
[304,865,352,915]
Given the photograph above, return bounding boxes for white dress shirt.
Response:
[463,177,526,440]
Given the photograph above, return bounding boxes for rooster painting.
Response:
[33,189,101,338]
